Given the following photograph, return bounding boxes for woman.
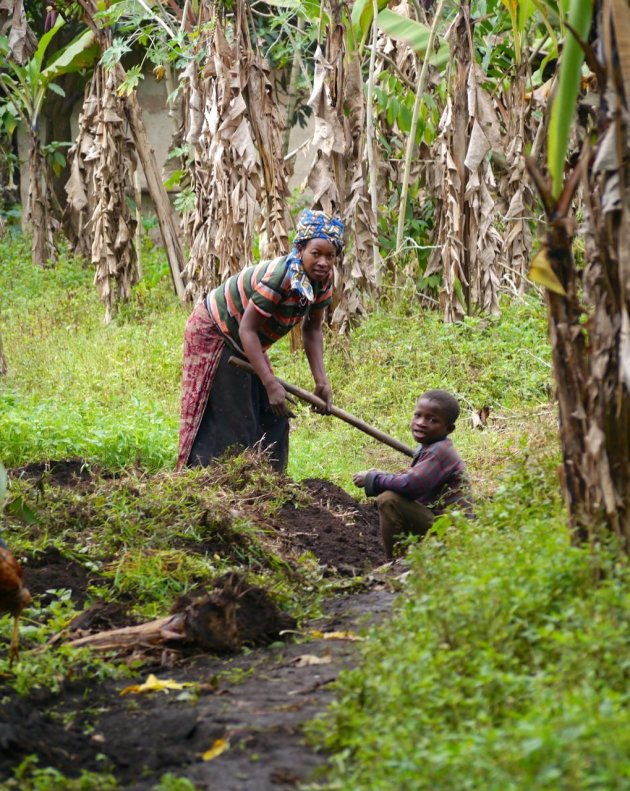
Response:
[177,209,344,472]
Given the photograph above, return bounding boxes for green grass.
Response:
[0,233,552,496]
[0,235,183,470]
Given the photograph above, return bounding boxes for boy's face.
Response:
[410,398,454,445]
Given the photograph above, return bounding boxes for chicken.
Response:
[0,538,31,665]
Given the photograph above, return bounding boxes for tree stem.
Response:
[395,0,446,254]
[366,0,381,283]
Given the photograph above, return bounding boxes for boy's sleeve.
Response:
[363,446,450,501]
[364,469,385,497]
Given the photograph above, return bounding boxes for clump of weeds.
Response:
[0,450,323,692]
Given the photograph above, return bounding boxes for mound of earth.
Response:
[23,547,107,608]
[10,463,385,583]
[6,467,385,657]
[9,457,107,490]
[276,478,382,572]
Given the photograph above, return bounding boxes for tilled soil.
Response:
[274,477,383,572]
[0,586,396,789]
[0,466,395,789]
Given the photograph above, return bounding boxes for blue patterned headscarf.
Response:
[294,209,344,252]
[287,209,344,303]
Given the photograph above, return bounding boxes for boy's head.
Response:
[411,389,460,445]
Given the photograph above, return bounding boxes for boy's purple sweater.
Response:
[364,437,471,514]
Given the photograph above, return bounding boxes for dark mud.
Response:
[23,547,107,609]
[274,478,382,572]
[9,457,109,491]
[0,587,395,789]
[0,464,393,788]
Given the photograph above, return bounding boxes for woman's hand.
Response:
[313,380,332,413]
[266,379,295,418]
[240,304,294,418]
[302,307,333,414]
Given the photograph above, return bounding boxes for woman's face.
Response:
[300,238,337,282]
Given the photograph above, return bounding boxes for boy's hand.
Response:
[353,471,369,487]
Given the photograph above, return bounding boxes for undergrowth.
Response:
[3,758,196,790]
[307,447,630,791]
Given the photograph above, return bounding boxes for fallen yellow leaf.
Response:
[202,738,230,761]
[309,630,365,642]
[292,653,332,667]
[528,248,567,296]
[119,674,195,696]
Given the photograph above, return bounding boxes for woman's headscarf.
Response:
[288,209,344,303]
[293,209,345,253]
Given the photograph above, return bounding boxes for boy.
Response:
[353,389,471,559]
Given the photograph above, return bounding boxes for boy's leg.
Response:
[376,491,435,559]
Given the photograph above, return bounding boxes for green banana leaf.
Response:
[377,9,449,69]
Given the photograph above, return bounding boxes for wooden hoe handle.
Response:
[228,356,415,458]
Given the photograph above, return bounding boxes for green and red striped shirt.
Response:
[207,256,333,350]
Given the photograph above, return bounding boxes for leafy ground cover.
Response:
[1,233,627,789]
[308,447,630,791]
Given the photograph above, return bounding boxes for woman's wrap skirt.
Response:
[176,301,289,472]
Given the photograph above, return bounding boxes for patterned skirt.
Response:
[176,301,289,472]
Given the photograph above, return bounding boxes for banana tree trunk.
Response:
[539,177,630,547]
[120,76,187,303]
[75,0,187,302]
[528,0,630,547]
[27,131,57,266]
[305,0,378,331]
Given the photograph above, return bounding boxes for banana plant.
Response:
[547,0,592,198]
[0,17,98,264]
[0,18,97,136]
[351,0,449,66]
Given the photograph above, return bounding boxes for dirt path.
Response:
[0,585,396,789]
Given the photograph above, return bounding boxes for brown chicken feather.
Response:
[0,541,31,665]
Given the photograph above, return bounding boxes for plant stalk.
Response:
[366,0,381,283]
[395,0,446,254]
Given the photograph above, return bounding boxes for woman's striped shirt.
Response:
[207,256,333,350]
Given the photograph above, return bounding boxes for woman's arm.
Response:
[302,306,332,412]
[239,302,293,417]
